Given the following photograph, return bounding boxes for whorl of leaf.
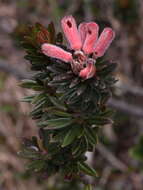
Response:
[19,22,117,181]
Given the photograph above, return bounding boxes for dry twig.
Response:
[96,143,128,172]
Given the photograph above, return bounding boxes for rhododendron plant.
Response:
[19,15,116,189]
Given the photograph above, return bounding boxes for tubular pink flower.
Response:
[93,28,115,58]
[78,22,87,45]
[61,15,82,51]
[82,22,99,55]
[79,59,96,79]
[41,16,115,80]
[41,43,72,63]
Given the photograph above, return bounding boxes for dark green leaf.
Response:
[98,63,117,76]
[48,95,67,111]
[20,95,35,103]
[27,160,46,172]
[38,118,74,129]
[78,162,97,177]
[20,79,44,91]
[77,84,87,96]
[62,126,83,147]
[84,127,98,145]
[90,116,113,125]
[72,137,88,157]
[31,93,46,104]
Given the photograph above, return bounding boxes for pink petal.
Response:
[61,15,82,50]
[93,27,115,58]
[78,22,87,45]
[82,22,99,55]
[79,60,96,79]
[41,43,72,63]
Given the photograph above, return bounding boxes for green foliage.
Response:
[84,184,93,190]
[130,136,143,161]
[19,22,116,184]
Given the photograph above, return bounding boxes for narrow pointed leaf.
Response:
[20,95,35,103]
[50,109,71,117]
[38,118,73,129]
[84,127,98,145]
[20,79,44,91]
[78,162,97,177]
[31,93,45,104]
[90,116,112,125]
[48,95,67,111]
[62,126,83,147]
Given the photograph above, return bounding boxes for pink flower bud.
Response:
[82,22,99,55]
[94,28,115,58]
[41,43,72,63]
[61,15,82,50]
[79,59,96,79]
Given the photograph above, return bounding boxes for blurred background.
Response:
[0,0,143,189]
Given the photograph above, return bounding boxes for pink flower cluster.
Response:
[41,15,115,79]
